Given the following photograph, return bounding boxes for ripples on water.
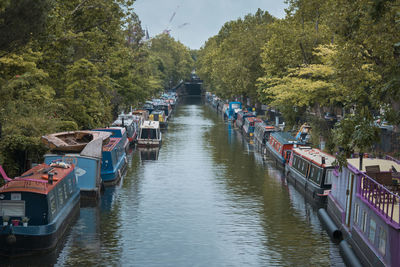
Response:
[4,97,345,266]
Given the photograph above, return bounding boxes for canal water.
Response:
[4,97,345,266]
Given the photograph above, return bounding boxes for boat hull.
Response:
[0,190,80,256]
[285,165,329,206]
[265,142,286,168]
[100,154,127,185]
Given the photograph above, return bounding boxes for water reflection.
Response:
[138,148,160,161]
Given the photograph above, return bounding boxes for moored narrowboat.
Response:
[243,117,263,138]
[132,109,149,122]
[0,163,80,255]
[254,122,279,155]
[149,110,167,129]
[285,147,335,204]
[112,112,139,145]
[137,120,162,148]
[92,128,128,185]
[236,110,256,131]
[265,132,301,167]
[324,156,400,267]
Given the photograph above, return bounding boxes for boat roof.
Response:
[292,147,336,167]
[103,137,121,152]
[245,117,263,123]
[112,118,135,126]
[141,120,160,129]
[270,132,298,144]
[0,163,74,195]
[93,127,126,137]
[347,158,400,172]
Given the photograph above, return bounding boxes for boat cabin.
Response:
[265,132,300,166]
[327,156,400,266]
[0,163,80,254]
[243,117,263,137]
[137,120,162,148]
[286,147,335,203]
[236,111,256,130]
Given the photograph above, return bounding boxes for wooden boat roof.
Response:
[292,147,336,167]
[42,130,111,152]
[0,163,75,195]
[347,158,400,172]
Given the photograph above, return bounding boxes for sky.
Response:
[133,0,288,50]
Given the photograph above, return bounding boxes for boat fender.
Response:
[339,240,362,267]
[317,208,342,242]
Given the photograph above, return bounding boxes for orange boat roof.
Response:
[0,163,75,195]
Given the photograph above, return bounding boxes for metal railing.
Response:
[360,174,400,227]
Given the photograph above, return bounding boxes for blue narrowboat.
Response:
[224,101,242,120]
[42,131,111,201]
[322,156,400,267]
[265,132,301,168]
[0,162,80,255]
[93,128,128,185]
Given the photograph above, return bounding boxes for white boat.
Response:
[137,121,162,147]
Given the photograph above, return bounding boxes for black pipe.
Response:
[339,240,363,267]
[359,152,364,171]
[318,208,342,241]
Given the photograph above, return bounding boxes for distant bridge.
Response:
[173,76,204,96]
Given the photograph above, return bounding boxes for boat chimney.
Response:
[122,117,125,127]
[48,173,53,185]
[321,157,326,165]
[359,152,364,171]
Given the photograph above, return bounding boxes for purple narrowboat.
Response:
[324,156,400,266]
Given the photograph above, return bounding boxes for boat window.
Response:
[64,183,69,199]
[231,103,240,109]
[58,186,64,206]
[0,200,25,217]
[68,178,73,194]
[50,194,57,215]
[309,165,322,184]
[325,169,333,185]
[362,211,367,232]
[309,166,314,179]
[369,219,376,243]
[141,129,157,139]
[378,227,386,255]
[354,203,360,225]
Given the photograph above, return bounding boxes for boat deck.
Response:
[0,163,74,194]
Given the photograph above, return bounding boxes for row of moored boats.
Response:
[0,92,178,255]
[206,92,400,267]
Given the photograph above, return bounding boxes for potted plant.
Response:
[22,217,29,227]
[2,216,9,226]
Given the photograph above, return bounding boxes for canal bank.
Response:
[2,97,344,266]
